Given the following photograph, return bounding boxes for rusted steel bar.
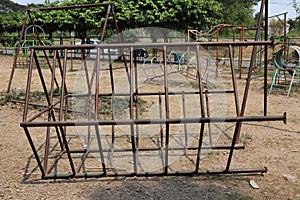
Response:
[181,92,188,148]
[81,49,92,149]
[46,150,64,175]
[44,113,52,172]
[23,127,46,177]
[75,139,93,173]
[43,51,58,172]
[264,0,269,116]
[109,59,116,153]
[20,112,286,127]
[22,49,35,122]
[69,144,245,154]
[28,40,274,51]
[7,12,28,93]
[163,46,170,174]
[111,4,130,82]
[35,52,51,106]
[47,51,65,152]
[238,25,245,78]
[195,45,207,173]
[228,45,241,117]
[59,49,68,121]
[13,100,60,122]
[27,12,58,88]
[95,47,101,121]
[94,125,107,174]
[130,47,138,174]
[100,4,111,42]
[42,167,267,179]
[58,125,76,177]
[159,92,164,147]
[204,90,213,146]
[27,3,114,12]
[225,0,267,172]
[50,50,58,104]
[32,49,66,155]
[69,90,236,98]
[132,53,140,147]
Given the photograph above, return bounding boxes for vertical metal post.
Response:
[163,46,170,174]
[100,4,111,42]
[195,45,206,173]
[134,54,140,148]
[229,46,241,119]
[23,127,46,178]
[226,0,266,171]
[22,48,35,122]
[205,91,213,146]
[130,47,137,174]
[94,47,106,174]
[159,92,163,147]
[181,92,188,148]
[7,12,28,93]
[264,0,269,116]
[28,11,59,89]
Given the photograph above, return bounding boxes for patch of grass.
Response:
[100,97,147,119]
[0,90,26,105]
[0,90,148,120]
[0,89,61,106]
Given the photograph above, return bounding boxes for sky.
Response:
[254,0,298,19]
[11,0,299,20]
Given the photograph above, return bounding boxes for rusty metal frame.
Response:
[18,0,286,180]
[20,40,286,179]
[7,2,124,93]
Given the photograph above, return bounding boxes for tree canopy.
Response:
[0,0,25,12]
[31,0,223,39]
[0,0,272,44]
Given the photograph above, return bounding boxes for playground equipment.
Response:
[142,49,215,89]
[188,24,245,78]
[269,45,300,96]
[7,2,124,93]
[20,40,286,180]
[188,24,266,78]
[17,0,287,180]
[13,25,53,67]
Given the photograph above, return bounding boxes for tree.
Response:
[33,0,107,41]
[288,17,300,37]
[114,0,223,31]
[269,18,285,37]
[1,0,259,43]
[0,10,24,46]
[219,0,257,27]
[0,0,25,12]
[31,0,223,41]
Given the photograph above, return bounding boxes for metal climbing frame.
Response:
[7,2,123,93]
[20,41,286,179]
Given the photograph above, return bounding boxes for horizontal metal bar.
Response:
[69,144,245,154]
[68,90,235,98]
[20,112,286,127]
[27,3,113,12]
[29,40,274,51]
[42,167,267,179]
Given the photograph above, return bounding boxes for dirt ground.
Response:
[0,54,299,200]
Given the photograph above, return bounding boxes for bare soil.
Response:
[0,54,299,200]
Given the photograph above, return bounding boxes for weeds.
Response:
[0,90,148,120]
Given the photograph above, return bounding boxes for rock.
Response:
[249,179,259,189]
[283,174,296,183]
